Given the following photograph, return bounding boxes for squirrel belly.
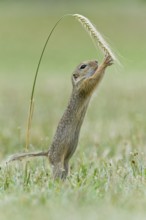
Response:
[48,92,91,164]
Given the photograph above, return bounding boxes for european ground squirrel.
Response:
[7,55,113,179]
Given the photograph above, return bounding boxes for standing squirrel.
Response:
[7,55,113,179]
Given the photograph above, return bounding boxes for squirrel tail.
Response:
[5,151,48,163]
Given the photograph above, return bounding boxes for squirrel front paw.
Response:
[104,55,113,66]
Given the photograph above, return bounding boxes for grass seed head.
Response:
[73,14,117,62]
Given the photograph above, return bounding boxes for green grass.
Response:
[0,1,146,220]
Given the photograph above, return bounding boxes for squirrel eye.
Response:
[80,64,87,69]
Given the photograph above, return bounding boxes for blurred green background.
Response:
[0,1,146,220]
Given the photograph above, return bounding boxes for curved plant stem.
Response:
[25,14,71,151]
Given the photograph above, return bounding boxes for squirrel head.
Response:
[72,60,98,88]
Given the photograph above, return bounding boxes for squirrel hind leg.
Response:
[52,160,69,180]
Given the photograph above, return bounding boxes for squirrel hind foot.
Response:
[52,161,69,180]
